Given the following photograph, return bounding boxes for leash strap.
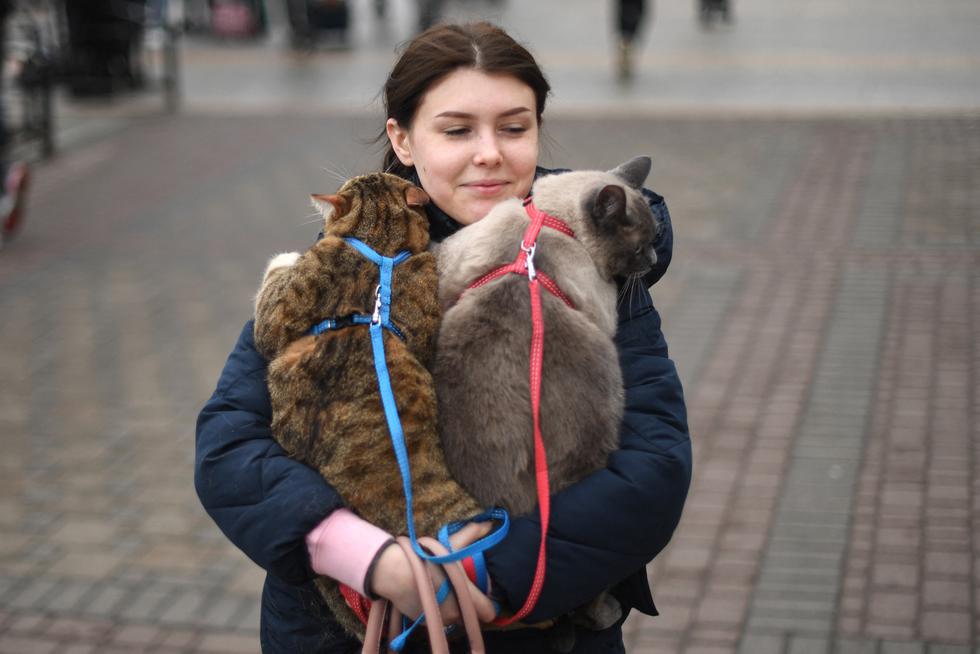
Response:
[370,285,511,566]
[318,238,509,632]
[339,583,371,625]
[311,314,376,336]
[458,199,581,625]
[389,577,454,651]
[466,201,577,310]
[462,554,487,593]
[345,237,511,567]
[505,276,552,624]
[492,228,550,626]
[461,199,574,626]
[522,196,576,238]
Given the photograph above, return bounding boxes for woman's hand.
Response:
[369,521,494,625]
[370,542,427,620]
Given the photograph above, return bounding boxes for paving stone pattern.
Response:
[0,114,977,652]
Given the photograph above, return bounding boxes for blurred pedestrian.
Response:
[616,0,646,80]
[699,0,732,27]
[0,0,30,248]
[64,0,148,96]
[208,0,267,37]
[285,0,349,48]
[196,21,690,654]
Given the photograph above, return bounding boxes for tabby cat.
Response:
[253,172,484,640]
[434,156,659,633]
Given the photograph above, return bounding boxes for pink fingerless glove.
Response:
[305,508,395,597]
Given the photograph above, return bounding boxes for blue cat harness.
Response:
[309,236,508,646]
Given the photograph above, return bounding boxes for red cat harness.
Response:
[466,197,577,626]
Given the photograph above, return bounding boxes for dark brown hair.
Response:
[380,22,551,178]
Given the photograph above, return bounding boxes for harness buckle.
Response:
[521,242,537,281]
[371,284,383,325]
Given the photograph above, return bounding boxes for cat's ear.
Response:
[592,184,627,229]
[405,186,430,207]
[404,185,432,253]
[310,193,349,220]
[608,156,652,190]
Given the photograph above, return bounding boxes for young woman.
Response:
[195,22,691,654]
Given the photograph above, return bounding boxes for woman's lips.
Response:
[464,180,508,196]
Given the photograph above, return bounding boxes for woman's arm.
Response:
[194,320,346,584]
[482,192,691,623]
[195,320,477,623]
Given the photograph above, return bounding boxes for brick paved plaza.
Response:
[1,112,977,653]
[1,0,980,650]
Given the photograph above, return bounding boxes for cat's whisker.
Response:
[617,274,628,299]
[318,162,350,186]
[622,273,641,322]
[617,279,629,302]
[633,273,644,315]
[617,275,632,308]
[632,274,641,321]
[297,209,325,227]
[620,277,632,319]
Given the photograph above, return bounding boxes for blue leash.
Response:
[310,238,508,648]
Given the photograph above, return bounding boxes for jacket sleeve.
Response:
[483,193,691,623]
[194,320,346,584]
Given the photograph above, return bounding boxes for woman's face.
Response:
[386,68,540,225]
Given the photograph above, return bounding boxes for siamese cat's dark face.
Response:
[586,182,658,280]
[530,155,659,283]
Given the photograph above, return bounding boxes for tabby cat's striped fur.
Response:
[253,173,483,640]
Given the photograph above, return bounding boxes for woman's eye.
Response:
[502,125,528,135]
[444,127,469,137]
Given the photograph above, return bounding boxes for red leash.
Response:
[468,198,576,626]
[339,582,372,625]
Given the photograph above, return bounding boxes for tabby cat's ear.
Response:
[608,156,652,190]
[405,186,430,207]
[310,193,349,220]
[592,184,627,229]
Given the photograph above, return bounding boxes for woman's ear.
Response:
[386,118,414,167]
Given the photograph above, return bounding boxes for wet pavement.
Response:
[1,0,978,652]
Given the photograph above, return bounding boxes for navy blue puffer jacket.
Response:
[195,168,692,653]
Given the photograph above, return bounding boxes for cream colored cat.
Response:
[434,156,659,640]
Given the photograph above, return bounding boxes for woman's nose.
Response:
[473,134,502,167]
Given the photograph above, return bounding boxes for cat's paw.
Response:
[588,592,622,630]
[573,591,622,631]
[264,252,301,278]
